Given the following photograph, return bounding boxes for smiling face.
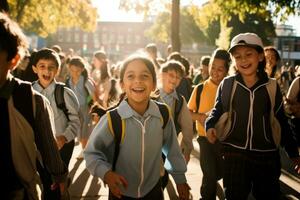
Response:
[120,59,156,112]
[231,46,264,78]
[161,69,182,94]
[68,64,84,80]
[32,59,58,88]
[209,58,227,85]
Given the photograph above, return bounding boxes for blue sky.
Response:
[91,1,300,36]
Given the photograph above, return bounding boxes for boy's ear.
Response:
[9,54,20,70]
[32,65,38,74]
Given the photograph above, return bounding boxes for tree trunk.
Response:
[171,0,181,52]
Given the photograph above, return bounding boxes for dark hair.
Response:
[167,51,182,62]
[181,56,190,75]
[107,78,120,107]
[161,60,185,77]
[68,56,89,80]
[32,48,61,68]
[93,50,110,81]
[90,102,106,118]
[210,48,231,72]
[145,43,157,54]
[201,56,210,66]
[120,54,157,86]
[51,45,62,53]
[0,12,28,62]
[264,46,280,77]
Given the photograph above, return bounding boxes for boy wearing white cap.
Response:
[205,33,300,199]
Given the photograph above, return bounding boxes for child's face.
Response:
[68,65,84,80]
[120,60,156,109]
[92,57,103,69]
[0,51,13,87]
[231,46,264,78]
[33,59,58,88]
[161,69,182,94]
[209,58,227,85]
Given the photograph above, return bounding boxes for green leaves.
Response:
[8,0,97,37]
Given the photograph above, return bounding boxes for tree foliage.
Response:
[7,0,97,37]
[145,8,206,45]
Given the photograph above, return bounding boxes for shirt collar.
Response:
[34,79,57,94]
[159,89,179,100]
[118,99,162,119]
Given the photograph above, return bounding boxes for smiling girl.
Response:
[84,55,190,200]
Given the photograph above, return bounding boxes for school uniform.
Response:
[1,75,68,199]
[67,75,95,140]
[33,80,80,166]
[206,74,299,199]
[84,99,187,199]
[159,89,194,156]
[188,78,223,200]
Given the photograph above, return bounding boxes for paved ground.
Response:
[67,138,300,200]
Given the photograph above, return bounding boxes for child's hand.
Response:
[104,170,128,199]
[56,136,67,149]
[291,157,300,174]
[206,128,217,144]
[176,182,191,200]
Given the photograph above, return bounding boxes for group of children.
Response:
[2,11,300,200]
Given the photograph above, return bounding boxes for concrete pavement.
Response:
[67,138,300,200]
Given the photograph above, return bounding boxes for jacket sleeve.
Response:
[177,98,194,156]
[63,87,81,142]
[275,84,299,158]
[205,80,225,131]
[34,93,68,183]
[84,115,115,181]
[162,116,187,184]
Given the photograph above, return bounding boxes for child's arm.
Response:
[61,87,81,142]
[162,118,191,199]
[177,98,194,163]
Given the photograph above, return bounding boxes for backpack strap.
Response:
[13,80,35,129]
[107,108,125,171]
[54,83,70,121]
[266,78,281,146]
[195,83,204,112]
[154,101,170,129]
[174,94,183,132]
[221,77,235,112]
[266,78,277,113]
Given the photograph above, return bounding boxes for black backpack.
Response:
[195,83,204,112]
[174,94,184,134]
[54,82,70,121]
[106,101,170,171]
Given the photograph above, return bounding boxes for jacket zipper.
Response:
[133,116,150,198]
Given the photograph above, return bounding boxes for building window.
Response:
[58,32,64,42]
[118,34,124,44]
[102,33,107,44]
[83,33,88,43]
[127,34,131,44]
[74,32,80,43]
[135,35,141,44]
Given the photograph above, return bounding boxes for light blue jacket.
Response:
[84,99,187,198]
[32,80,80,142]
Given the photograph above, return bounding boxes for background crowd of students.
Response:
[2,10,300,200]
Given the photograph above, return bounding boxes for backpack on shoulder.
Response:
[215,77,281,146]
[10,79,43,200]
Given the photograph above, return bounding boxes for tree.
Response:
[145,8,206,45]
[120,0,182,52]
[7,0,97,37]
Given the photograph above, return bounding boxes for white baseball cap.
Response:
[228,32,264,52]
